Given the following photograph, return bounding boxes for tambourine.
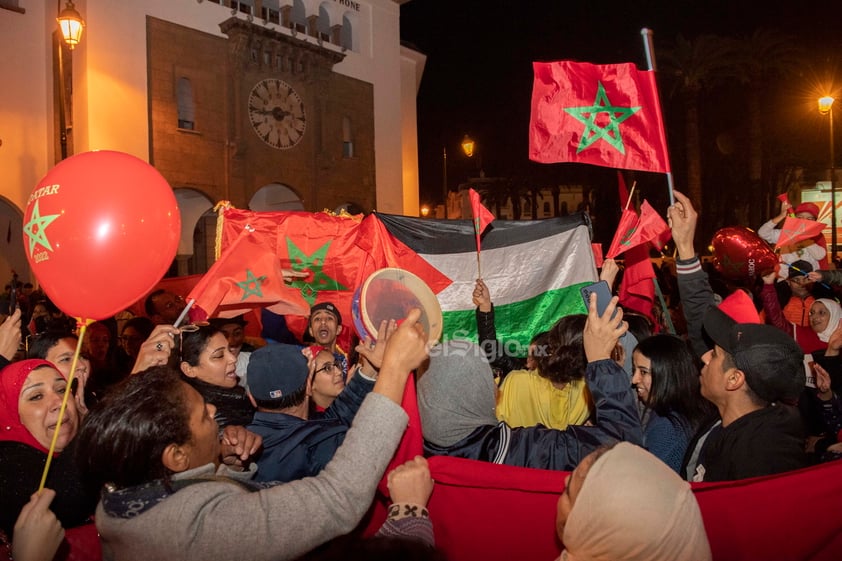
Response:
[351,268,443,344]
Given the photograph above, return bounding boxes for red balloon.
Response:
[23,151,181,320]
[711,226,778,281]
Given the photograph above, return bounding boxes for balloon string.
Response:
[39,320,90,491]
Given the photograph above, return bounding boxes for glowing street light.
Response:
[819,96,836,260]
[57,0,85,49]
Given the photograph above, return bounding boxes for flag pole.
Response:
[652,276,676,334]
[641,28,675,206]
[625,181,638,210]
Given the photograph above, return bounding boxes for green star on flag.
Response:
[564,81,640,155]
[23,200,61,256]
[529,60,671,173]
[286,238,348,306]
[236,269,267,300]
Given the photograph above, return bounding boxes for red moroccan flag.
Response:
[529,61,670,173]
[618,244,656,321]
[469,188,495,250]
[605,200,670,259]
[219,208,375,352]
[606,209,639,260]
[776,216,826,249]
[187,226,308,322]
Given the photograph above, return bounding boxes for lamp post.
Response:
[819,96,836,261]
[56,0,85,160]
[442,146,448,219]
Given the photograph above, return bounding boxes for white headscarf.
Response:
[813,298,842,342]
[563,442,711,561]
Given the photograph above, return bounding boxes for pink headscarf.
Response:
[0,359,64,454]
[563,442,711,561]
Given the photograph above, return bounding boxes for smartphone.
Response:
[580,280,614,318]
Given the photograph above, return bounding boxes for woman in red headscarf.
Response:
[0,359,99,556]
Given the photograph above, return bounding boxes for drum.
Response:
[351,268,442,344]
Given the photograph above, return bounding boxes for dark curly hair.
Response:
[75,366,193,492]
[534,314,587,385]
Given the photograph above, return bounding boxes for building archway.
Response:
[0,197,28,288]
[172,188,214,277]
[249,183,305,212]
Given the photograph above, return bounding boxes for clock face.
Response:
[247,79,306,150]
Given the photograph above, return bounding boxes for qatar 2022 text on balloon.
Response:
[22,150,181,320]
[711,226,778,281]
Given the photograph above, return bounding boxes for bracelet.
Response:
[387,502,429,521]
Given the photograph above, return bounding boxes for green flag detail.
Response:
[563,81,641,155]
[286,238,348,306]
[236,269,267,300]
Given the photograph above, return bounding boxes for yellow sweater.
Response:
[496,369,591,429]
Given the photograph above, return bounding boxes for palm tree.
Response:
[660,34,741,213]
[733,30,803,225]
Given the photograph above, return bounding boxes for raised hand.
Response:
[667,190,698,260]
[12,489,65,561]
[374,308,431,405]
[472,279,492,312]
[355,319,398,373]
[599,258,620,291]
[583,293,627,363]
[387,456,434,507]
[131,324,180,374]
[0,307,22,361]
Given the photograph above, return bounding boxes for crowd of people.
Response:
[0,188,839,561]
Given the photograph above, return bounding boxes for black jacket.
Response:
[686,404,807,482]
[423,359,642,470]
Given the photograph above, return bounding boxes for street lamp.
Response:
[461,134,475,157]
[819,96,836,261]
[57,0,85,48]
[56,0,85,161]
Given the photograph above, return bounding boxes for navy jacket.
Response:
[248,373,374,483]
[423,359,643,470]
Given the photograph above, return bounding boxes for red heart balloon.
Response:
[711,226,778,281]
[23,151,181,321]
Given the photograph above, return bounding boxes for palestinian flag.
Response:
[358,212,597,354]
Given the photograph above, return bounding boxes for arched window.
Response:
[341,14,354,51]
[317,5,331,42]
[342,116,354,158]
[176,77,195,130]
[291,0,307,33]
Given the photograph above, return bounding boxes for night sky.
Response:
[400,0,841,237]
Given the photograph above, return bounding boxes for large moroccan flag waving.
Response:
[358,212,597,353]
[219,208,373,351]
[187,226,308,322]
[529,61,670,173]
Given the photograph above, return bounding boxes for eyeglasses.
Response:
[314,361,342,375]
